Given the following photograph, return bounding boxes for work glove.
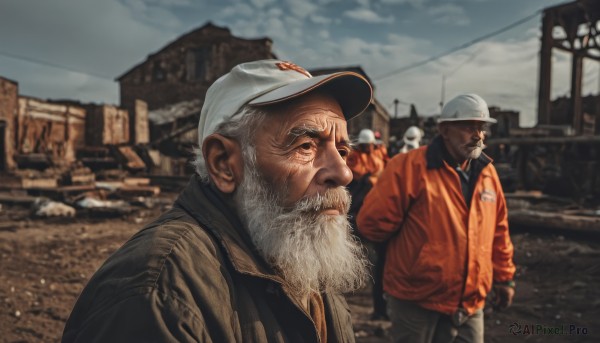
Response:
[492,283,515,310]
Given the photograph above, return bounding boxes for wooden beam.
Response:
[538,10,554,125]
[571,52,584,134]
[487,135,600,145]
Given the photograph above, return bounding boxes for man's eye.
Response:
[338,149,349,157]
[300,143,313,150]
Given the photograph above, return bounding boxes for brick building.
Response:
[116,22,275,137]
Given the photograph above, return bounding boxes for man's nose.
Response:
[316,146,353,187]
[471,127,484,140]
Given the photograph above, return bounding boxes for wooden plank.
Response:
[95,181,124,191]
[117,146,146,170]
[26,110,67,122]
[56,184,96,193]
[117,185,161,197]
[0,192,39,205]
[21,177,58,189]
[509,209,600,233]
[0,174,23,189]
[487,135,600,145]
[133,99,149,144]
[70,173,96,185]
[123,177,150,186]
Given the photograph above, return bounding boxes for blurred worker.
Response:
[387,135,401,157]
[347,128,389,321]
[373,130,390,164]
[357,93,516,342]
[347,129,386,187]
[399,125,423,154]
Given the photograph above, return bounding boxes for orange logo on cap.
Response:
[276,61,311,78]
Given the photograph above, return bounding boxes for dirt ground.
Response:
[1,199,599,343]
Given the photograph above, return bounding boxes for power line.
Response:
[0,49,114,80]
[373,10,542,82]
[445,46,481,77]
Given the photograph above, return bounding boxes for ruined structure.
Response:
[16,97,86,168]
[486,0,600,200]
[117,22,275,112]
[538,0,600,134]
[117,22,275,145]
[0,77,18,171]
[114,22,277,176]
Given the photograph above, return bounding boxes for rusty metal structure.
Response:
[538,0,600,133]
[488,0,600,202]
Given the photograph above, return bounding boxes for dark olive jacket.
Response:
[62,176,355,343]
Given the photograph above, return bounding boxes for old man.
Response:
[62,60,372,342]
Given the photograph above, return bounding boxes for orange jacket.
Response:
[374,144,390,164]
[357,136,515,315]
[347,149,386,185]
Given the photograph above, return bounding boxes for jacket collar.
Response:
[426,135,492,170]
[174,175,282,282]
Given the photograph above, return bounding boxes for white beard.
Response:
[467,145,483,160]
[233,162,368,297]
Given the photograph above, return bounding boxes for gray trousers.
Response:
[385,294,484,343]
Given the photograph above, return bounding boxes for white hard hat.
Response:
[439,93,497,124]
[357,129,376,144]
[198,59,373,146]
[403,126,422,143]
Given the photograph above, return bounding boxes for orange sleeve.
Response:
[491,172,516,282]
[356,155,411,242]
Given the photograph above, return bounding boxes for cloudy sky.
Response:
[0,0,597,127]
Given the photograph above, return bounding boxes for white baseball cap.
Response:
[438,93,497,124]
[198,59,373,145]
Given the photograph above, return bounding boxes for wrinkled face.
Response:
[440,120,489,163]
[232,92,368,296]
[253,92,353,209]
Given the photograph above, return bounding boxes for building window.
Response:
[186,47,210,81]
[153,62,166,82]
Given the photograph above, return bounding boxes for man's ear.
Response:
[438,123,449,138]
[202,134,244,194]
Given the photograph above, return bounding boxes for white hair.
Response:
[191,107,266,183]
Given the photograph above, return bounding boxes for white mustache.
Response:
[294,188,351,215]
[467,141,485,149]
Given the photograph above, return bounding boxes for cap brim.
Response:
[437,117,497,124]
[249,72,372,121]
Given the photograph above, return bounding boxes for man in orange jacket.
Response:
[347,129,386,186]
[357,94,515,343]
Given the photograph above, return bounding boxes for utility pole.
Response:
[393,98,399,118]
[439,74,446,112]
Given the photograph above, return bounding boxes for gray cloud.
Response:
[0,0,180,103]
[344,8,394,24]
[0,0,575,128]
[380,0,428,7]
[249,0,277,9]
[427,4,470,26]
